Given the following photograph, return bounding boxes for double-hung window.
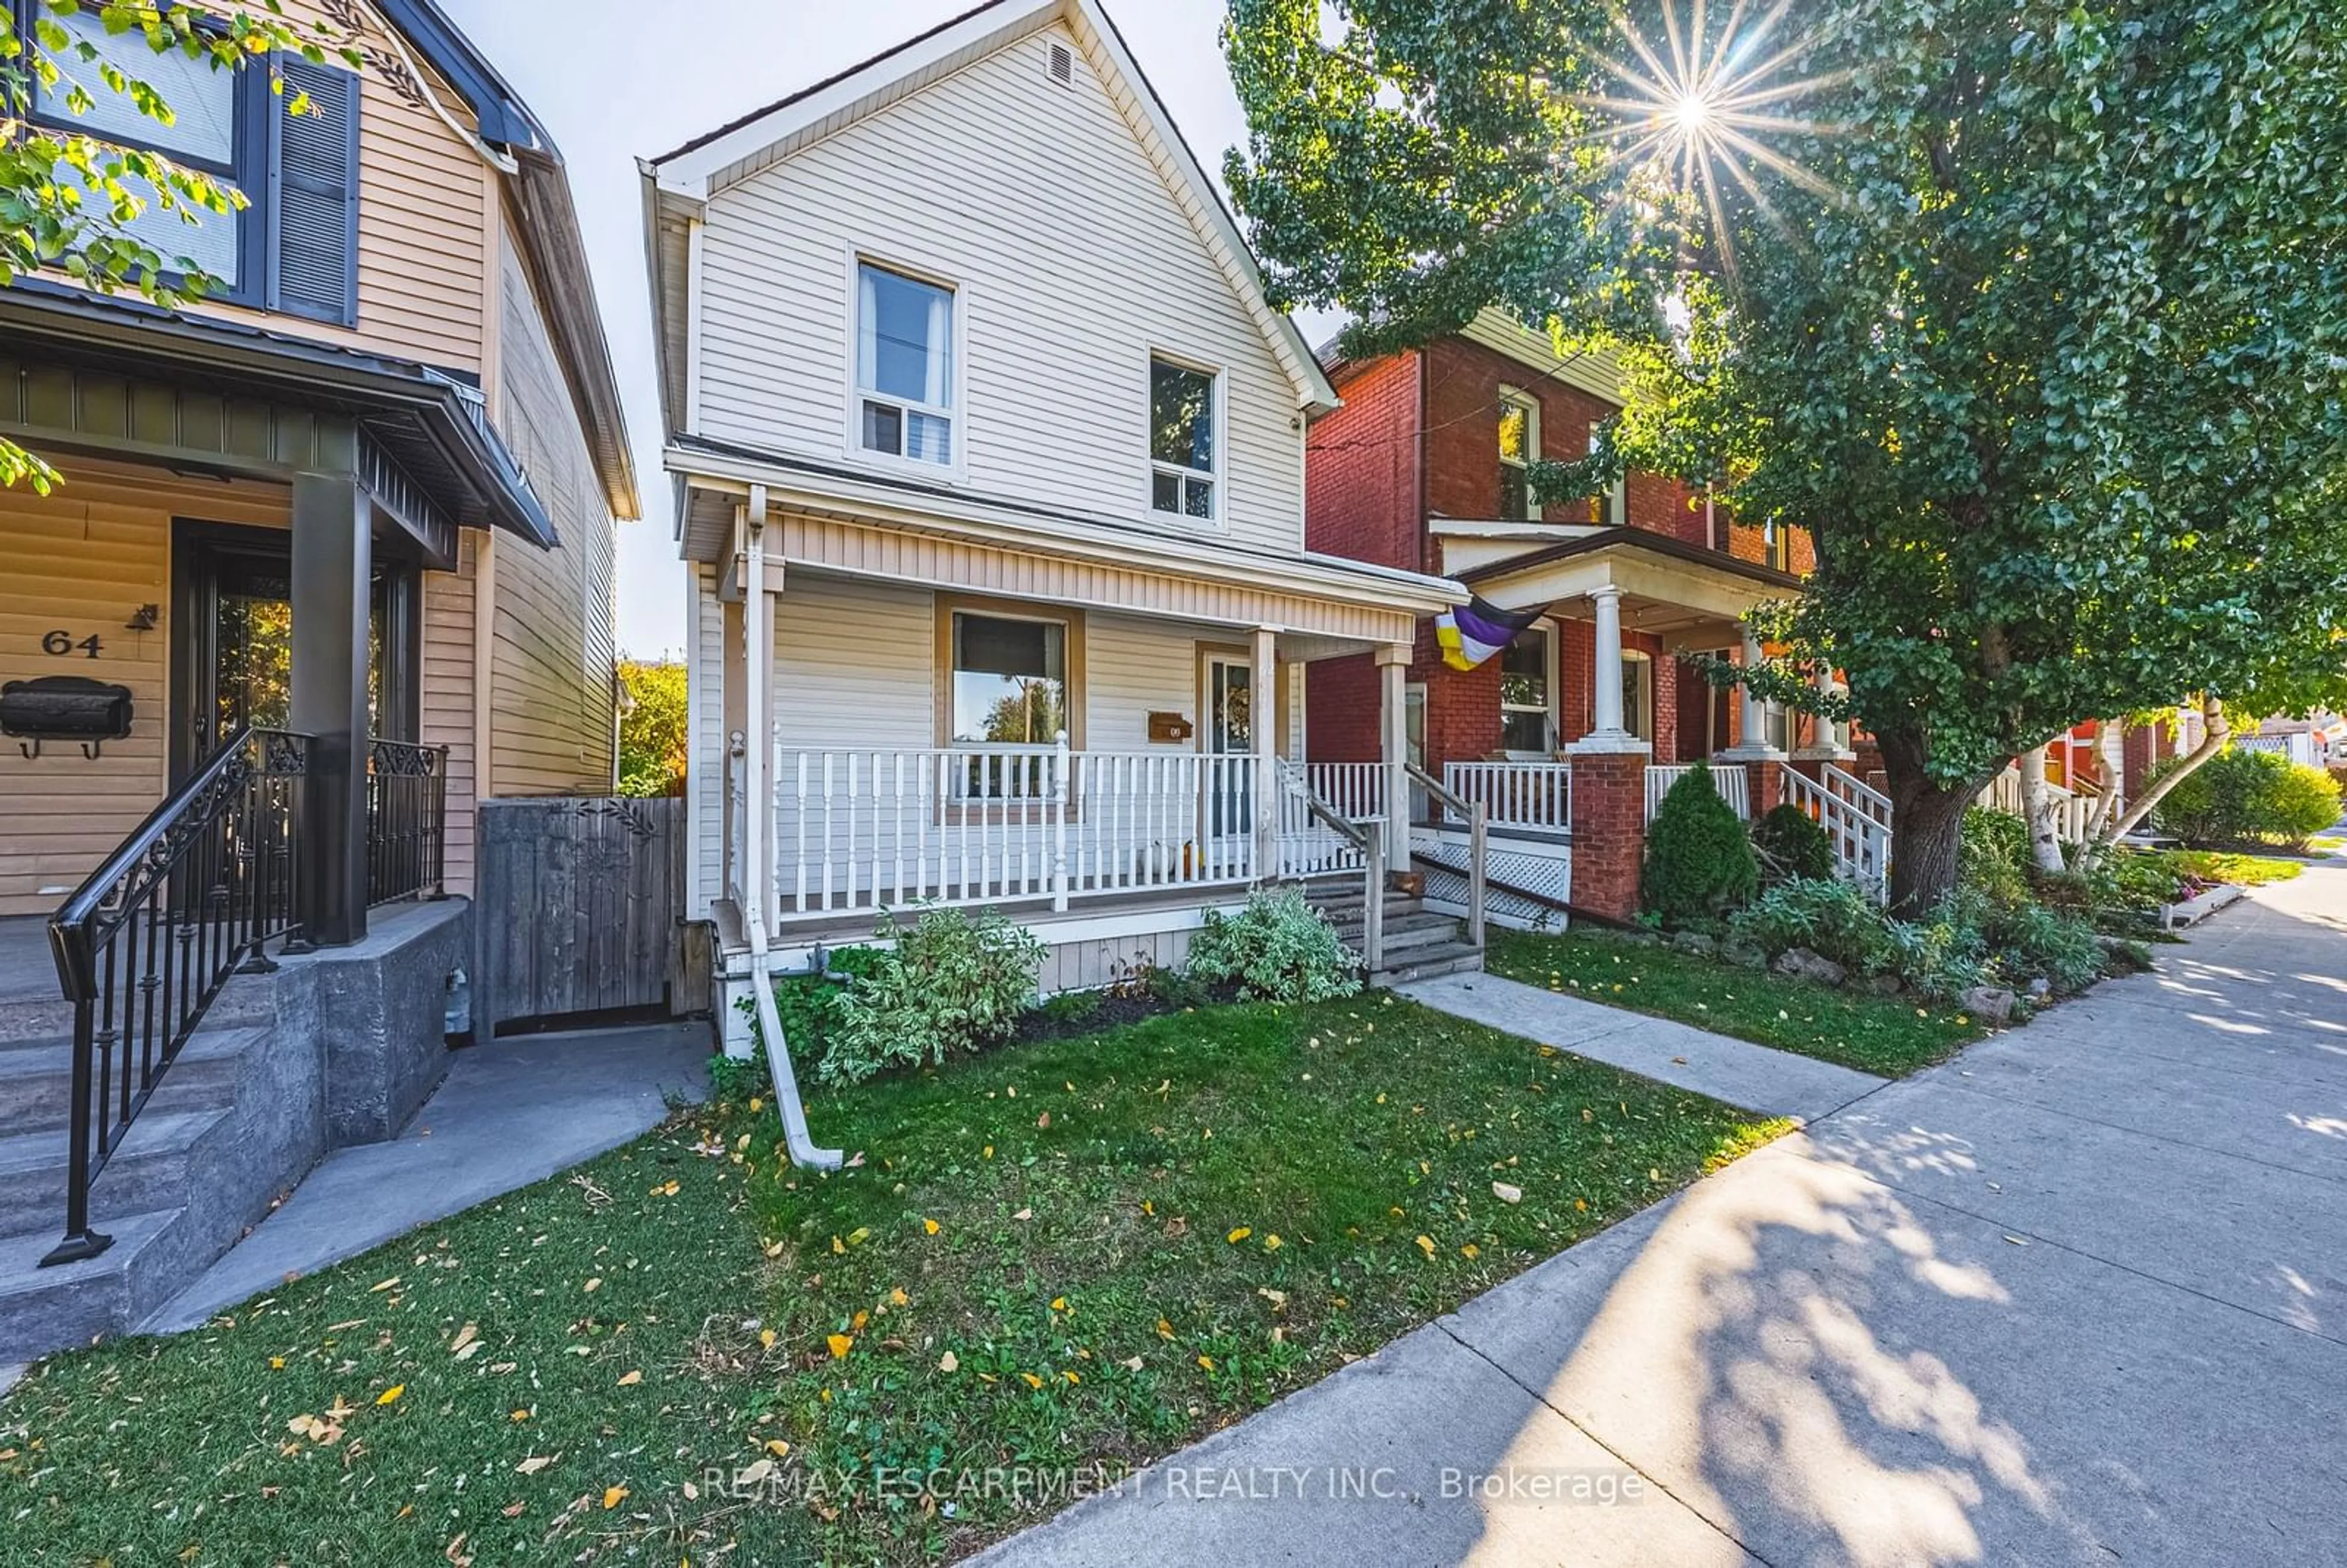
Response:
[1497,391,1539,521]
[23,7,359,322]
[1499,628,1553,755]
[856,262,955,466]
[1149,356,1217,519]
[1622,650,1655,742]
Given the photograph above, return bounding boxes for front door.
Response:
[171,521,421,783]
[1203,653,1252,839]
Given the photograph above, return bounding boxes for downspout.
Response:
[351,1,522,175]
[740,484,842,1171]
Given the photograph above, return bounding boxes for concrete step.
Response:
[0,1027,258,1136]
[1334,915,1469,958]
[0,1207,187,1364]
[0,1105,233,1237]
[1310,895,1425,921]
[1372,942,1488,987]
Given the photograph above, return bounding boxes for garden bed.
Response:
[4,996,1788,1567]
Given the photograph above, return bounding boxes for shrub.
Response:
[819,907,1046,1085]
[1185,887,1362,1002]
[1642,764,1760,926]
[2151,748,2343,847]
[1751,803,1835,885]
[1982,898,2107,994]
[1728,876,1900,977]
[1958,808,2033,904]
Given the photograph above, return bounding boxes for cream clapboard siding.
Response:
[162,3,494,375]
[420,533,479,895]
[0,462,282,915]
[487,224,617,793]
[696,23,1307,559]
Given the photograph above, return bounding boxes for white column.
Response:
[1378,644,1411,873]
[1796,663,1850,758]
[1571,584,1647,753]
[1719,625,1783,759]
[1252,626,1280,879]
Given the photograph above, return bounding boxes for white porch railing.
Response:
[1978,768,2099,843]
[769,743,1260,920]
[1445,761,1573,832]
[1306,762,1386,824]
[1647,763,1751,822]
[2235,732,2321,767]
[1280,762,1373,876]
[1784,763,1895,903]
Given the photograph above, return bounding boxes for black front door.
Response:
[171,521,419,783]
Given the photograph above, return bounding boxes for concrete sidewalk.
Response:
[980,863,2347,1568]
[145,1022,710,1333]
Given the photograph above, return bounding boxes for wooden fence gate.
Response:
[477,796,685,1035]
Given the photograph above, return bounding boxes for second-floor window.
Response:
[856,262,955,466]
[1149,356,1218,519]
[1497,391,1538,521]
[1593,428,1628,527]
[26,9,358,324]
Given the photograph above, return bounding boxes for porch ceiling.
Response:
[1461,527,1801,651]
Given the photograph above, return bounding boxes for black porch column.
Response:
[291,471,372,947]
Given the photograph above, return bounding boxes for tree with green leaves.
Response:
[1224,0,2347,912]
[617,659,688,799]
[2,1,357,491]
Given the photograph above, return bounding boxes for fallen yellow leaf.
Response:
[1227,1227,1252,1244]
[765,1439,791,1457]
[826,1334,853,1360]
[1050,1297,1068,1313]
[923,1218,941,1235]
[376,1385,405,1407]
[748,1097,763,1113]
[889,1287,908,1306]
[1263,1234,1282,1251]
[1197,1355,1215,1371]
[845,1227,870,1247]
[1414,1235,1436,1259]
[1020,1372,1045,1390]
[758,1329,777,1350]
[603,1486,628,1511]
[1461,1244,1480,1259]
[1062,1371,1080,1385]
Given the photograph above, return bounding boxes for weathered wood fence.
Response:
[476,796,685,1035]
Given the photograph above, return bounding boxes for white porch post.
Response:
[1795,663,1851,760]
[741,485,776,932]
[1378,643,1411,874]
[1575,583,1645,752]
[1252,626,1281,880]
[1719,626,1785,760]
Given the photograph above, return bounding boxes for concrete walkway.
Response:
[980,863,2347,1568]
[1397,969,1884,1123]
[144,1022,709,1333]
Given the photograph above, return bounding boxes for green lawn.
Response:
[3,996,1787,1567]
[2157,848,2308,887]
[1488,927,1986,1077]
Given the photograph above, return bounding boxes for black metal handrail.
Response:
[366,738,450,907]
[43,726,310,1266]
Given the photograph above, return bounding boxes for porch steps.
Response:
[0,985,317,1366]
[1303,887,1486,986]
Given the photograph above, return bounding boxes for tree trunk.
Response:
[1878,730,1982,915]
[2089,697,2231,854]
[2019,746,2068,872]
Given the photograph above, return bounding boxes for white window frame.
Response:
[842,247,969,482]
[1146,350,1224,528]
[1622,648,1655,742]
[1593,426,1628,528]
[1499,622,1560,759]
[1498,387,1541,521]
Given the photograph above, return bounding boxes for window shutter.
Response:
[270,57,360,326]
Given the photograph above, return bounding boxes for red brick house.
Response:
[1298,313,1881,918]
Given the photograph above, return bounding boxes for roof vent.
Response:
[1049,42,1074,86]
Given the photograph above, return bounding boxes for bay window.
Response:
[856,261,955,466]
[1149,356,1217,519]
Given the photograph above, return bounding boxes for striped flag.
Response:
[1436,596,1549,672]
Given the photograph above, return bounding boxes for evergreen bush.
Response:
[1642,763,1760,926]
[1750,803,1835,885]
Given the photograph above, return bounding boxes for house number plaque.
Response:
[41,630,105,660]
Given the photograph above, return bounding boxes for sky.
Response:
[435,0,1324,662]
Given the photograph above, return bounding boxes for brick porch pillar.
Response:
[1568,583,1651,923]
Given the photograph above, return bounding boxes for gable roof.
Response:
[641,0,1337,417]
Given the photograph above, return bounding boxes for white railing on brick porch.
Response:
[1783,763,1894,902]
[1306,762,1386,824]
[1646,763,1751,822]
[1444,761,1573,832]
[770,743,1259,920]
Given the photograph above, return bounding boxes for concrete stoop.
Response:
[0,900,470,1365]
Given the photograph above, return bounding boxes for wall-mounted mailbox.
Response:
[1,676,134,760]
[1148,711,1195,745]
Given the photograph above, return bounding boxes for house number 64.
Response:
[42,630,103,659]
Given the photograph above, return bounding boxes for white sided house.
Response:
[640,0,1477,1038]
